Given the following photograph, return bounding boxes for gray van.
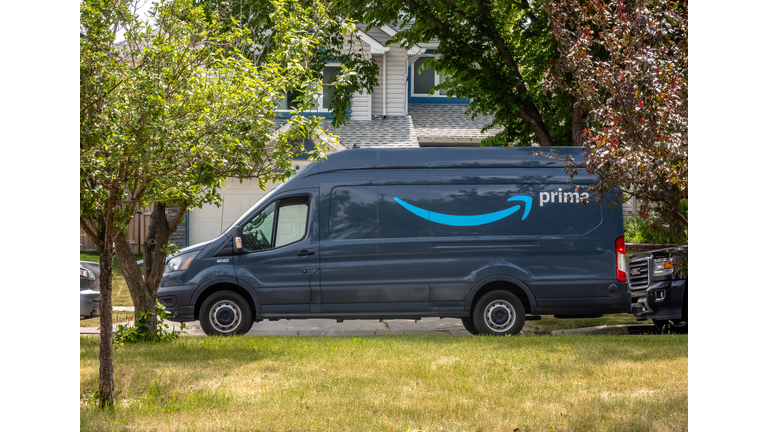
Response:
[158,147,629,336]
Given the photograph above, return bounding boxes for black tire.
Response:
[472,290,526,336]
[653,288,688,334]
[461,317,479,335]
[199,291,253,336]
[653,318,687,334]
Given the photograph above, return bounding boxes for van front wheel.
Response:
[461,317,479,335]
[200,291,253,336]
[472,290,526,336]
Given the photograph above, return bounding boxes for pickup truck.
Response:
[628,245,688,334]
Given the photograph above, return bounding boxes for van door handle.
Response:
[297,250,315,257]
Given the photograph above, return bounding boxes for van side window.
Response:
[330,186,378,239]
[242,197,310,251]
[378,185,429,238]
[275,200,308,247]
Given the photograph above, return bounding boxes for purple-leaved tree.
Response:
[542,0,687,241]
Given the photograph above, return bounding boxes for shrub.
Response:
[624,200,687,245]
[113,300,186,344]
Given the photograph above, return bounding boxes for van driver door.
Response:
[233,191,319,315]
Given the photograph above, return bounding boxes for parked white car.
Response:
[80,261,100,319]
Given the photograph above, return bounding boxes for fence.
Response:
[80,206,154,254]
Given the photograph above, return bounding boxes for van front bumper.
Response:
[157,285,198,322]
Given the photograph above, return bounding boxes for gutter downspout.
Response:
[405,53,408,114]
[383,51,387,117]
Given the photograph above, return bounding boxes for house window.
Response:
[411,57,448,97]
[278,64,340,112]
[322,65,340,109]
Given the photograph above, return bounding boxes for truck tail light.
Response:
[615,236,626,282]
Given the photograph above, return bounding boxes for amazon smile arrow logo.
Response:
[393,196,532,227]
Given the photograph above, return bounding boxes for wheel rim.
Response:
[209,300,241,333]
[484,300,516,332]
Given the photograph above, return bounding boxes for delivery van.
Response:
[157,147,629,336]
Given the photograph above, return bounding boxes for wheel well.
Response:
[470,281,532,315]
[194,283,257,321]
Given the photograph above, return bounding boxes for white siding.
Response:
[341,34,373,120]
[385,46,408,116]
[622,195,640,219]
[371,55,385,116]
[189,178,278,245]
[350,91,370,120]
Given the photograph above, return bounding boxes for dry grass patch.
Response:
[80,311,135,327]
[80,335,687,432]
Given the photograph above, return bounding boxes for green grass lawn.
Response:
[81,310,135,327]
[80,334,687,432]
[80,251,144,308]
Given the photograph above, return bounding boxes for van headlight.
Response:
[653,258,674,276]
[164,251,200,274]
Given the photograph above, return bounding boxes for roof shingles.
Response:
[324,103,502,148]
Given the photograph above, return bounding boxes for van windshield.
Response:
[220,181,287,235]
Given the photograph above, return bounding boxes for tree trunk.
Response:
[97,239,115,408]
[114,202,186,339]
[571,103,585,147]
[520,102,555,147]
[114,231,158,337]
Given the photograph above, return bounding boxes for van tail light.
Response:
[615,236,626,282]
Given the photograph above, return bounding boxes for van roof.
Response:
[313,147,586,172]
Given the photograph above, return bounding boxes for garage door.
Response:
[188,178,279,246]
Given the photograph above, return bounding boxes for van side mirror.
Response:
[233,226,243,253]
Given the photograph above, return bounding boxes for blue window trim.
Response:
[276,63,350,119]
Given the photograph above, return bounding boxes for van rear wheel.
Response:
[472,290,526,336]
[200,291,253,336]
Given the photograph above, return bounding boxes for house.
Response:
[175,24,504,248]
[79,24,506,252]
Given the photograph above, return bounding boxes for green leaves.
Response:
[81,0,343,235]
[345,0,568,146]
[113,300,186,344]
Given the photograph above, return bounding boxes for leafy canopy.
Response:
[542,0,687,241]
[343,0,574,147]
[196,0,380,127]
[80,0,346,236]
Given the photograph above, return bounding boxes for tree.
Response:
[107,0,379,347]
[542,0,687,240]
[195,0,380,123]
[343,0,577,147]
[80,0,366,407]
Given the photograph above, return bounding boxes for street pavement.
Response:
[82,309,659,336]
[82,316,472,336]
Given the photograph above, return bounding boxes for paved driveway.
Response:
[82,317,473,336]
